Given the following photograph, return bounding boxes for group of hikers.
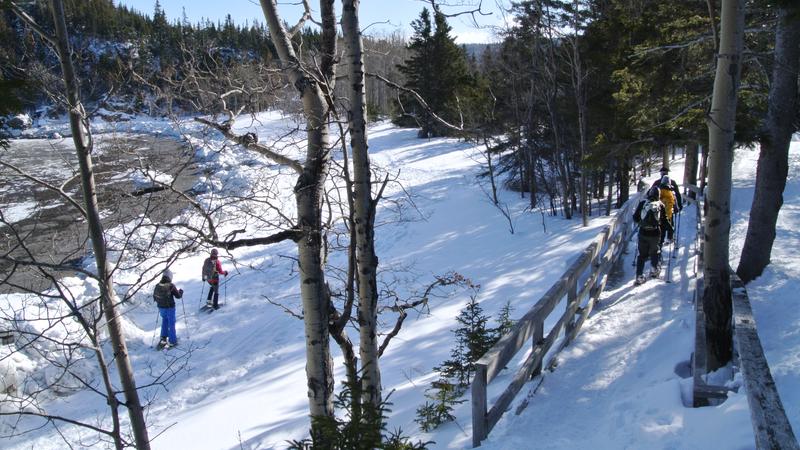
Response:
[632,166,683,285]
[149,168,682,346]
[152,248,228,349]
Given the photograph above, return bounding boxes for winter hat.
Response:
[647,186,660,200]
[163,269,173,281]
[659,166,670,174]
[660,175,670,187]
[210,248,219,257]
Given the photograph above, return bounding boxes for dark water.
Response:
[0,133,199,293]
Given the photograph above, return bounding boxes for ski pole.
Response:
[151,309,160,348]
[178,295,190,341]
[198,282,205,310]
[224,276,227,307]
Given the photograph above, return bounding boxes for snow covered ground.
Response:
[2,113,798,450]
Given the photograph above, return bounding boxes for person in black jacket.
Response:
[153,269,183,348]
[633,186,667,284]
[652,167,683,212]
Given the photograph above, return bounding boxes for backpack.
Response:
[639,200,661,232]
[153,282,173,307]
[659,187,675,219]
[202,257,216,280]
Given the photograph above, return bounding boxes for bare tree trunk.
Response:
[662,144,670,169]
[616,158,631,208]
[703,0,744,371]
[699,142,709,192]
[737,4,800,284]
[605,163,613,216]
[42,1,153,448]
[342,0,382,414]
[684,141,699,196]
[570,0,589,227]
[259,0,335,426]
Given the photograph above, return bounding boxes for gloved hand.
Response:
[179,289,184,295]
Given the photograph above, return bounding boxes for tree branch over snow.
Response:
[0,160,87,218]
[367,72,468,134]
[194,117,304,174]
[377,272,471,357]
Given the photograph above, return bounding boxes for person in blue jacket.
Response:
[153,269,183,348]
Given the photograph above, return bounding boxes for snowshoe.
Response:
[634,275,646,286]
[649,268,660,279]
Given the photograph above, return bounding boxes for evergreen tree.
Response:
[396,8,475,137]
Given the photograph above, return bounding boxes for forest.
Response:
[0,0,798,449]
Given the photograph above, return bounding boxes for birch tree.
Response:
[703,0,744,370]
[342,0,382,414]
[736,3,800,283]
[5,1,151,448]
[256,0,337,428]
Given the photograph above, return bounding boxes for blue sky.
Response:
[115,0,505,43]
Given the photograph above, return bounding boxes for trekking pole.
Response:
[198,283,205,310]
[151,309,160,348]
[666,240,674,283]
[224,276,227,307]
[180,297,191,341]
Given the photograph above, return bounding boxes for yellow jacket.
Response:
[660,187,676,220]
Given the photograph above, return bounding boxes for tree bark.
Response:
[684,141,699,197]
[259,0,335,426]
[52,1,150,447]
[703,0,744,370]
[49,1,151,448]
[737,4,800,283]
[342,0,382,413]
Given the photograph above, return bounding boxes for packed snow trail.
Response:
[472,202,754,449]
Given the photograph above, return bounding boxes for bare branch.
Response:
[287,0,313,37]
[194,117,304,173]
[263,295,304,319]
[367,72,468,134]
[0,160,88,218]
[7,1,58,47]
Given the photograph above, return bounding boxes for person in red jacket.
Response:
[202,248,228,309]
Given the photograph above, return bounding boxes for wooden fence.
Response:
[470,194,640,447]
[688,184,798,449]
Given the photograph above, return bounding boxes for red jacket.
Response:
[206,258,228,285]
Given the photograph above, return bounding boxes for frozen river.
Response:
[0,133,199,292]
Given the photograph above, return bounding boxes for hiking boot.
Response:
[664,238,672,245]
[206,300,213,308]
[650,268,660,278]
[635,275,646,285]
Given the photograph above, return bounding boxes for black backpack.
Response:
[202,257,216,280]
[639,200,661,232]
[153,282,173,306]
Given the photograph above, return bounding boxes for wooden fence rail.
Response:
[688,183,798,449]
[471,194,640,447]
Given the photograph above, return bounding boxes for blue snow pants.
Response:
[159,307,178,345]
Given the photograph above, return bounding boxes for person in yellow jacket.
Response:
[658,175,677,246]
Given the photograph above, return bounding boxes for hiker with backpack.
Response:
[633,186,667,285]
[202,248,228,310]
[652,166,683,212]
[657,175,678,246]
[153,269,183,349]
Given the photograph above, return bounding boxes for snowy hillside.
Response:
[2,114,799,450]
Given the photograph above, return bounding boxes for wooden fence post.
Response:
[472,364,488,448]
